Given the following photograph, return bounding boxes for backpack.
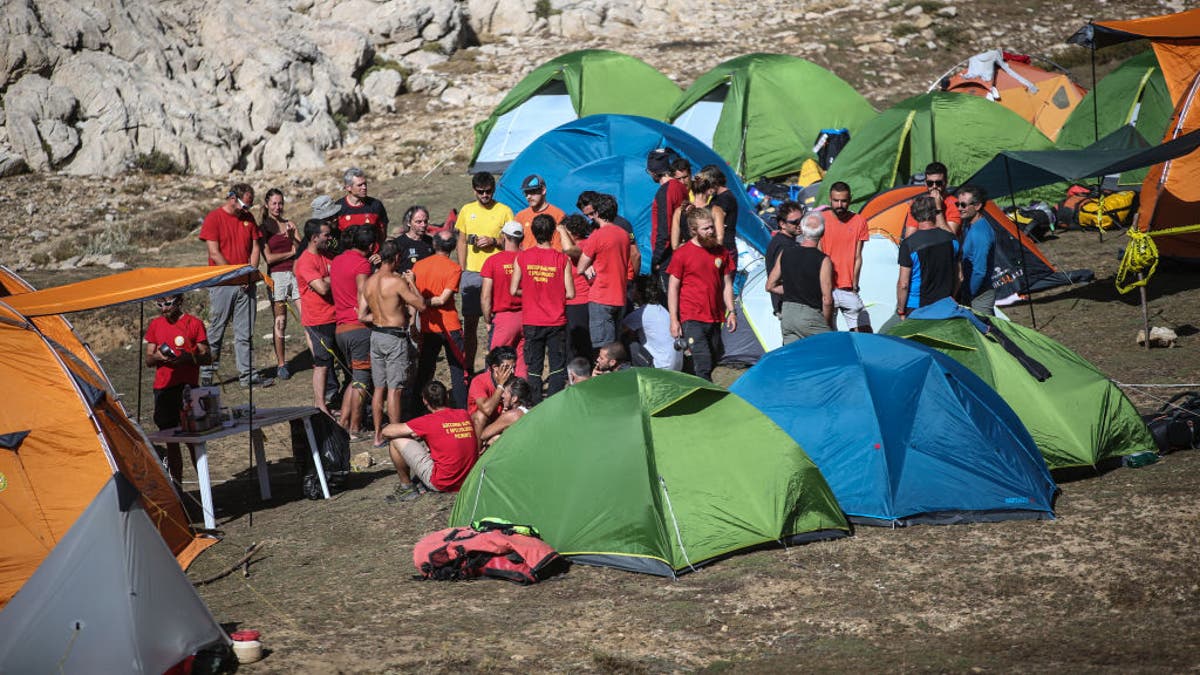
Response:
[1143,391,1200,454]
[1005,202,1056,241]
[289,413,351,499]
[1078,191,1137,230]
[412,524,566,585]
[1055,185,1092,229]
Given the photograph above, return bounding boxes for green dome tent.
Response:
[668,53,876,181]
[470,50,681,173]
[1056,50,1172,187]
[448,369,849,577]
[821,92,1055,208]
[886,316,1156,470]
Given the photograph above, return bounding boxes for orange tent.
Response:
[1072,9,1200,257]
[0,265,257,607]
[939,52,1087,141]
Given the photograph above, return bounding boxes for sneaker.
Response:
[412,478,430,495]
[276,364,291,381]
[240,373,275,388]
[384,483,421,503]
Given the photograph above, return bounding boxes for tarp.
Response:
[731,332,1057,526]
[449,368,849,576]
[470,50,681,173]
[886,315,1156,469]
[1069,10,1200,103]
[495,114,770,273]
[3,265,259,316]
[667,53,876,180]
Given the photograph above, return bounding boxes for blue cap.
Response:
[521,174,546,192]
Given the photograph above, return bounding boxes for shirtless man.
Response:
[363,238,427,446]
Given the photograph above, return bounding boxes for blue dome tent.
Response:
[731,332,1057,526]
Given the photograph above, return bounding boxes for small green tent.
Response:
[470,50,681,173]
[821,92,1055,208]
[1056,50,1172,186]
[668,53,876,181]
[448,369,849,576]
[886,316,1156,470]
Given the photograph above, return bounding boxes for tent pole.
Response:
[1138,273,1151,350]
[1003,155,1037,329]
[1090,25,1105,244]
[137,301,144,423]
[247,283,255,529]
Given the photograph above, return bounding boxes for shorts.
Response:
[370,328,412,389]
[398,439,440,491]
[270,270,299,302]
[460,270,483,317]
[588,303,623,348]
[335,325,372,384]
[305,323,337,368]
[153,384,187,430]
[832,288,870,330]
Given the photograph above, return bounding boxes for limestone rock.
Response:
[363,68,404,113]
[351,451,375,471]
[4,74,79,170]
[913,14,934,29]
[467,0,538,37]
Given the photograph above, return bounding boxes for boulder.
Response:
[5,74,80,170]
[362,68,404,113]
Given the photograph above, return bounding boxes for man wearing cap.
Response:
[199,182,268,387]
[480,220,527,377]
[514,174,570,252]
[336,167,389,248]
[902,161,961,239]
[456,171,514,373]
[648,148,688,288]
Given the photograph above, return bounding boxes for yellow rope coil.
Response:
[1116,223,1200,294]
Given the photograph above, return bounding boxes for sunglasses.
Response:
[957,200,979,208]
[925,179,946,187]
[474,188,494,194]
[783,217,804,225]
[156,298,180,307]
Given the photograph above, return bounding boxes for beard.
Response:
[833,207,851,222]
[696,232,720,248]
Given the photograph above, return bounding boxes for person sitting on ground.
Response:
[143,294,211,486]
[468,346,517,436]
[622,275,682,370]
[592,341,631,377]
[479,378,535,448]
[567,357,592,387]
[380,380,479,503]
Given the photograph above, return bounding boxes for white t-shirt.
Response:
[623,305,683,371]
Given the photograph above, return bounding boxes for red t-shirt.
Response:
[904,195,961,232]
[667,240,734,323]
[294,250,336,326]
[329,249,371,325]
[516,246,570,327]
[413,254,463,333]
[407,407,478,491]
[515,204,566,251]
[144,314,207,390]
[580,223,630,307]
[467,371,497,417]
[199,207,260,266]
[480,250,521,313]
[821,210,870,290]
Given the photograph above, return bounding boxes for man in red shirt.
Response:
[648,148,688,287]
[143,294,211,486]
[330,225,377,439]
[413,230,468,409]
[294,219,340,415]
[335,167,389,254]
[511,214,575,402]
[902,161,961,239]
[380,380,479,502]
[514,174,572,251]
[467,345,516,436]
[480,221,526,377]
[575,193,641,352]
[667,206,736,382]
[822,181,872,332]
[198,182,268,387]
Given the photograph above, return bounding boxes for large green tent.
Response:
[448,369,849,577]
[668,53,876,181]
[821,92,1055,208]
[886,316,1156,470]
[469,50,681,173]
[1056,50,1172,186]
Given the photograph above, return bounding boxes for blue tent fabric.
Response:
[909,297,989,333]
[730,332,1057,526]
[496,114,770,273]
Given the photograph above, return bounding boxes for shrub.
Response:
[132,150,184,175]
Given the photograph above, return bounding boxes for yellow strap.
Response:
[1115,223,1200,294]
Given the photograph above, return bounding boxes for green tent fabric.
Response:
[886,317,1156,470]
[1057,50,1172,186]
[821,92,1055,208]
[448,369,849,577]
[667,53,876,180]
[469,50,680,170]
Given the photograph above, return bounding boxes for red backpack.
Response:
[412,526,565,584]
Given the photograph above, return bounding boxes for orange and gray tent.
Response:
[0,265,255,671]
[860,186,1092,301]
[935,50,1087,141]
[1070,9,1200,258]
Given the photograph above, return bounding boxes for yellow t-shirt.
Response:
[457,201,514,272]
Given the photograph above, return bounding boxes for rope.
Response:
[1116,223,1200,294]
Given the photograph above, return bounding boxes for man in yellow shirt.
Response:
[455,171,514,372]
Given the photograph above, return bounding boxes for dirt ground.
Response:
[25,170,1200,673]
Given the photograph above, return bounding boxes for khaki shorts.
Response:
[397,438,440,491]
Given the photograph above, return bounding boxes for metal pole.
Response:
[1090,27,1105,244]
[1003,155,1037,329]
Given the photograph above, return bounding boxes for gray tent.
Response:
[0,474,228,672]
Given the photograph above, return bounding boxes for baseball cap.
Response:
[646,148,677,175]
[521,174,546,192]
[311,195,341,220]
[501,220,525,238]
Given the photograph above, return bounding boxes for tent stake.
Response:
[1003,156,1037,329]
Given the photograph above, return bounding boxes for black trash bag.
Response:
[290,414,351,499]
[1143,391,1200,454]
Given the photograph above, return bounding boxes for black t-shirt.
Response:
[897,228,959,310]
[396,234,434,273]
[336,197,389,235]
[712,190,739,250]
[765,232,799,314]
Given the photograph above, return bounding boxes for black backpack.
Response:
[290,413,351,499]
[1143,391,1200,454]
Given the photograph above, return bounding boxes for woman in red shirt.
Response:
[259,188,302,380]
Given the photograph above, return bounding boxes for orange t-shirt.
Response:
[821,210,869,290]
[412,254,463,333]
[515,204,566,250]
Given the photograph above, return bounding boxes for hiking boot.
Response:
[240,373,275,388]
[276,364,291,381]
[384,483,421,503]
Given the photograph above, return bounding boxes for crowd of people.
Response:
[145,155,997,503]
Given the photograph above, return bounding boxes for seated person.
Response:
[567,357,592,387]
[480,378,535,448]
[380,380,478,503]
[468,345,517,436]
[592,341,631,377]
[621,276,682,370]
